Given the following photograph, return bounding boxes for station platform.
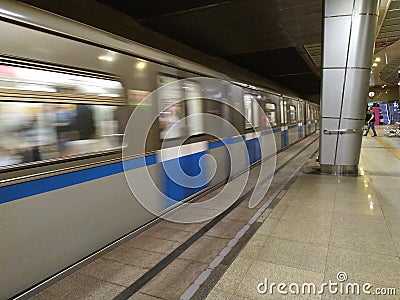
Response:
[28,129,400,300]
[207,128,400,299]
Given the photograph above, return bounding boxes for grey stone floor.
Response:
[207,129,400,299]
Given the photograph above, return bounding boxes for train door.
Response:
[311,106,316,132]
[305,103,311,136]
[287,99,298,145]
[264,95,280,151]
[298,101,304,139]
[244,92,261,164]
[280,99,288,147]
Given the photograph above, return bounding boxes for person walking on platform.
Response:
[364,106,377,136]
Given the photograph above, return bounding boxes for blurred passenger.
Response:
[159,104,182,139]
[73,104,95,139]
[20,116,41,162]
[54,105,75,156]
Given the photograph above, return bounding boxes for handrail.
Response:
[323,128,363,135]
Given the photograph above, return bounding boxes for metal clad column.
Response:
[320,0,378,174]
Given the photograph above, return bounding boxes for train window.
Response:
[280,100,287,125]
[184,81,204,136]
[252,97,260,128]
[242,93,260,129]
[244,94,253,129]
[0,102,120,167]
[158,74,185,140]
[157,76,205,139]
[0,63,125,168]
[127,90,150,107]
[265,103,277,127]
[289,105,297,124]
[298,103,303,121]
[0,64,123,102]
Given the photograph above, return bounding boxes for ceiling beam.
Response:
[295,46,321,77]
[376,0,392,38]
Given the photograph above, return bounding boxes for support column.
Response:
[320,0,379,175]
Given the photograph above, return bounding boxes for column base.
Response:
[320,164,358,175]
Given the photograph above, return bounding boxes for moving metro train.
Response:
[0,1,320,298]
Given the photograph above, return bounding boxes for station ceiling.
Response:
[16,0,400,101]
[95,0,400,98]
[96,0,322,96]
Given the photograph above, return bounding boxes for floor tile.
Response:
[233,261,323,299]
[289,198,335,211]
[31,273,124,300]
[126,235,181,255]
[78,258,147,287]
[141,225,194,242]
[139,258,207,300]
[387,218,400,255]
[179,236,229,264]
[282,206,333,225]
[272,218,331,246]
[268,204,288,220]
[236,235,271,260]
[256,217,280,235]
[128,292,162,300]
[213,257,253,293]
[335,191,379,204]
[157,220,207,233]
[381,203,400,220]
[329,225,397,256]
[225,206,257,222]
[205,218,247,239]
[205,289,233,300]
[258,237,328,273]
[332,212,386,229]
[104,246,167,269]
[325,247,400,288]
[334,199,383,217]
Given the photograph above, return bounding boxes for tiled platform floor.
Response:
[207,129,400,299]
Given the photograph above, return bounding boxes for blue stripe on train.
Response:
[0,154,157,204]
[0,128,283,205]
[160,151,209,201]
[208,140,225,150]
[246,138,261,165]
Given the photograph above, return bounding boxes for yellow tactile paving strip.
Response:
[375,137,400,160]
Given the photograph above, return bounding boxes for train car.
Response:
[0,1,319,298]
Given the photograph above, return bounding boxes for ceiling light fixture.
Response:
[98,55,113,62]
[375,57,381,62]
[372,62,378,67]
[136,61,146,70]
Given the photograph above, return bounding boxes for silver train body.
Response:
[0,1,319,298]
